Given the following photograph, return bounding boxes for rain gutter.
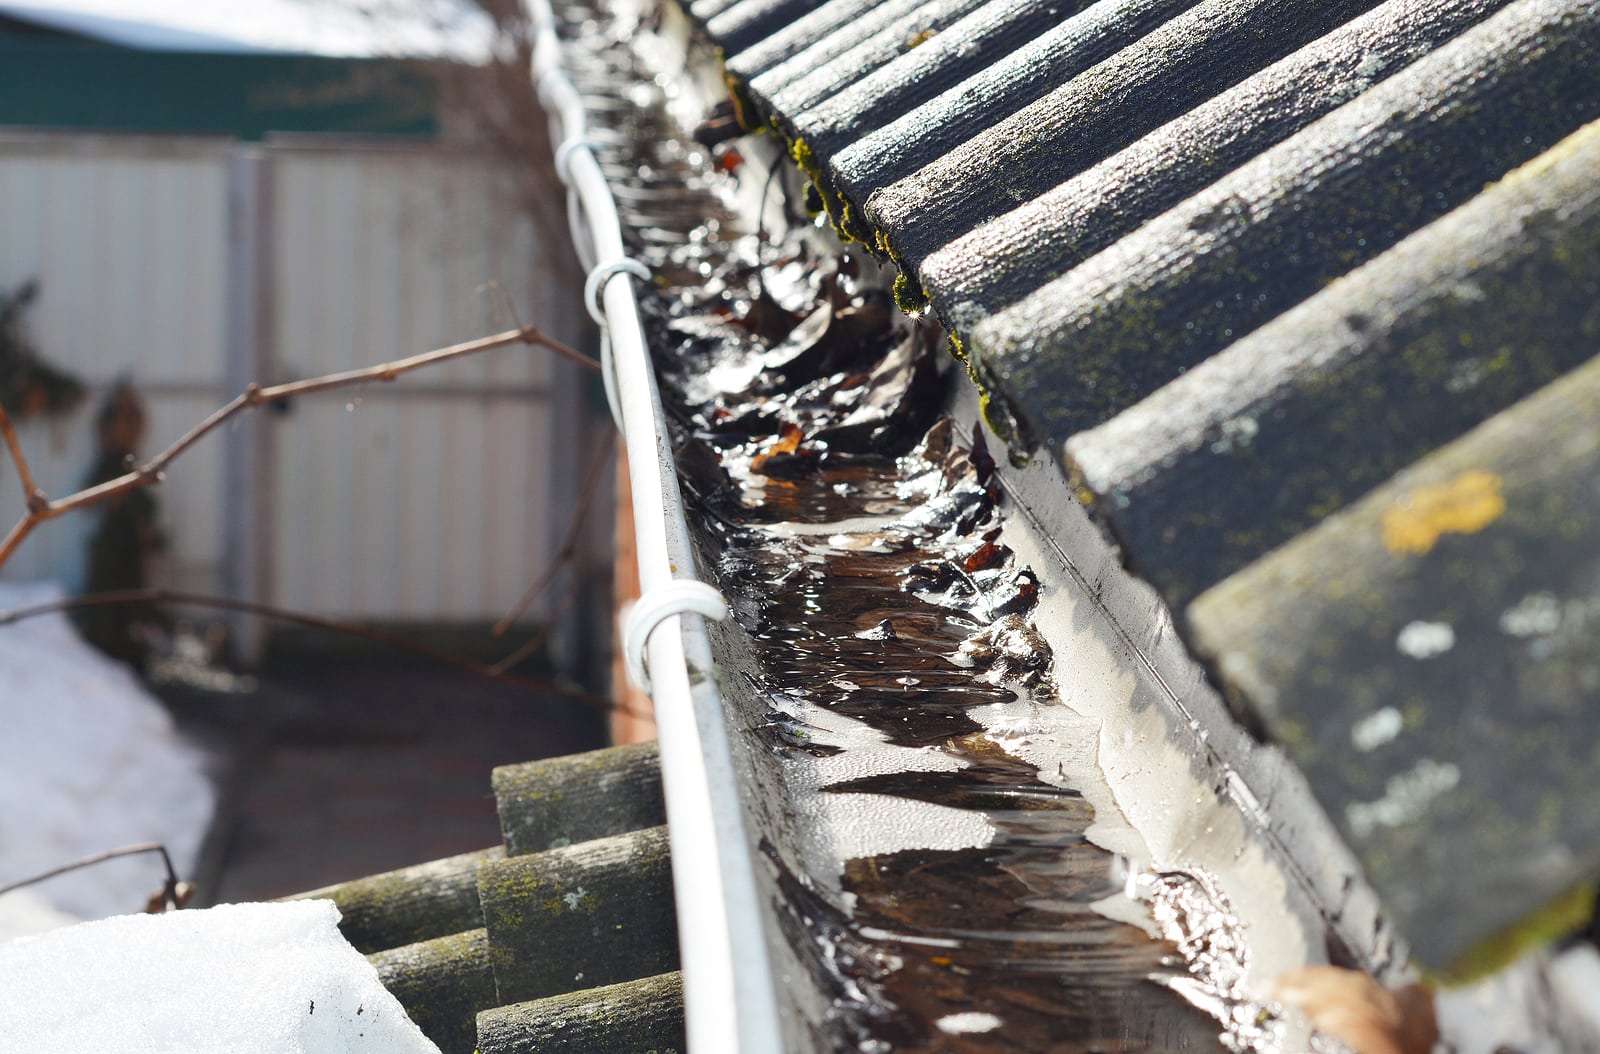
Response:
[526,4,785,1051]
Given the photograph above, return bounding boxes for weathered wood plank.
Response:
[369,928,497,1054]
[492,740,665,857]
[478,826,678,1004]
[476,972,685,1054]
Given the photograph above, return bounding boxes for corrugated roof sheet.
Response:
[291,741,682,1054]
[694,0,1600,974]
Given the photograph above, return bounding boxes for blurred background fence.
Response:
[0,131,589,648]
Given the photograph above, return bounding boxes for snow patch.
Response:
[0,900,441,1052]
[0,581,214,938]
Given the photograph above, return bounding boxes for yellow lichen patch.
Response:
[1380,470,1505,556]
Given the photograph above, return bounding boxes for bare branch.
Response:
[494,429,616,636]
[0,325,597,570]
[0,587,643,718]
[0,404,44,511]
[0,842,177,900]
[490,585,583,675]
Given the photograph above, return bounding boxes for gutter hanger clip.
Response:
[622,580,729,695]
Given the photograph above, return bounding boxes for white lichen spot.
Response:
[1355,53,1387,80]
[563,887,588,911]
[1209,415,1260,455]
[1345,759,1461,839]
[1444,358,1487,393]
[936,1012,1003,1035]
[1499,591,1563,637]
[1396,620,1454,659]
[1350,707,1403,752]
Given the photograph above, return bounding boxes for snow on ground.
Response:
[0,899,442,1053]
[0,581,215,941]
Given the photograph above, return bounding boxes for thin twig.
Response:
[0,841,176,898]
[0,404,44,512]
[0,588,644,718]
[494,430,616,636]
[489,585,584,675]
[0,325,598,570]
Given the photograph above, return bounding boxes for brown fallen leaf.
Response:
[1269,966,1437,1054]
[750,423,806,476]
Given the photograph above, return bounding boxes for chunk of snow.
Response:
[0,581,214,938]
[0,900,441,1053]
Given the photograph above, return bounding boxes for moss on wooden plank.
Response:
[369,927,496,1054]
[290,846,502,955]
[492,740,665,857]
[476,971,684,1054]
[479,825,678,1004]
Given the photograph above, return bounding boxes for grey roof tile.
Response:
[963,0,1600,449]
[829,0,1193,207]
[918,0,1513,325]
[689,0,1600,973]
[863,0,1390,265]
[479,826,678,1005]
[748,0,991,121]
[286,743,676,1053]
[370,928,496,1054]
[1189,346,1600,970]
[704,0,830,57]
[788,0,1087,159]
[726,0,911,80]
[292,848,502,956]
[1065,119,1600,607]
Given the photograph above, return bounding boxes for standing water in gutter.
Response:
[644,241,1273,1052]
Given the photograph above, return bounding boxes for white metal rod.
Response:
[525,4,784,1051]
